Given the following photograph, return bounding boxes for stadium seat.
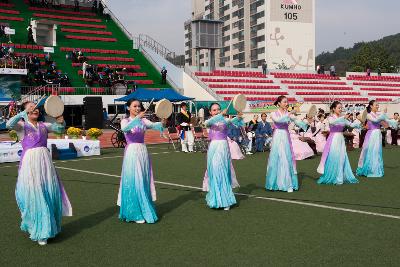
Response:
[33,13,102,22]
[61,28,113,36]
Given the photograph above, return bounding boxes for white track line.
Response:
[0,151,179,166]
[55,166,400,220]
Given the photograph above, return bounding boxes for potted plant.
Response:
[8,130,18,142]
[66,127,82,139]
[86,128,103,140]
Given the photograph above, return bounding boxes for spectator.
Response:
[316,65,320,74]
[255,113,273,152]
[390,113,399,146]
[330,65,336,77]
[366,67,371,76]
[27,25,34,44]
[103,108,108,123]
[246,114,259,155]
[377,68,382,76]
[161,66,167,84]
[98,1,104,15]
[82,61,88,78]
[74,0,79,12]
[262,61,267,75]
[92,0,98,13]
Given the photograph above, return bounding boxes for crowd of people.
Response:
[67,49,138,90]
[4,94,400,246]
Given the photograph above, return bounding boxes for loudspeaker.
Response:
[83,97,103,130]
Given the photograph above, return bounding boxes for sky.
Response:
[107,0,400,55]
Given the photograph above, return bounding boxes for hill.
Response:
[316,33,400,76]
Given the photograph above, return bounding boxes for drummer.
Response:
[176,102,194,153]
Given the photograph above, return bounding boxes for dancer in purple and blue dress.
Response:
[317,101,361,185]
[117,99,164,224]
[6,102,72,246]
[265,96,308,193]
[202,103,243,211]
[356,100,398,178]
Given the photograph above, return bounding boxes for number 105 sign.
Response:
[270,0,314,23]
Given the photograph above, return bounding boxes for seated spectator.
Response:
[255,113,272,152]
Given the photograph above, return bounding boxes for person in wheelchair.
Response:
[255,113,273,152]
[245,115,259,155]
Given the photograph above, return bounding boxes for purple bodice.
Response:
[274,122,289,130]
[124,120,146,144]
[19,122,48,168]
[367,114,381,130]
[329,124,345,133]
[208,121,228,141]
[22,122,48,150]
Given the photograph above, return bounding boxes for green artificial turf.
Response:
[1,146,400,266]
[2,0,169,89]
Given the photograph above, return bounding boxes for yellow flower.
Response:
[87,128,103,138]
[66,127,82,136]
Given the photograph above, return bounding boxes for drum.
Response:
[154,99,173,119]
[307,105,317,119]
[44,95,64,117]
[232,94,247,112]
[361,109,368,123]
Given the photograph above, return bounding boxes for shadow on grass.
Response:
[54,206,118,243]
[156,187,202,220]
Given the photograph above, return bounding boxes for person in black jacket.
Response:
[161,66,167,84]
[175,102,194,153]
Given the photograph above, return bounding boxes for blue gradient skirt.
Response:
[204,140,237,209]
[16,147,72,241]
[266,129,298,192]
[356,129,384,178]
[317,134,359,185]
[118,143,158,223]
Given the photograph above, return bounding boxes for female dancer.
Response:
[6,102,72,246]
[265,96,308,193]
[356,100,398,178]
[317,101,360,185]
[315,113,328,153]
[202,103,243,210]
[117,99,164,224]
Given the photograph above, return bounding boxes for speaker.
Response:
[83,97,103,130]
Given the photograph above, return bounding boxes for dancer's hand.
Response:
[138,111,146,118]
[56,116,64,124]
[221,109,228,115]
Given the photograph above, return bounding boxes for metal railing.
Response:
[99,0,133,42]
[139,48,183,94]
[98,1,183,67]
[184,66,222,101]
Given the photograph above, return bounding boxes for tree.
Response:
[350,43,396,73]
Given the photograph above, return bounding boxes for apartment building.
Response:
[184,0,315,71]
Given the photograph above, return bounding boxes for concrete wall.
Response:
[183,72,216,101]
[266,0,315,71]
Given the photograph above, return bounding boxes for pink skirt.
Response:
[227,137,244,160]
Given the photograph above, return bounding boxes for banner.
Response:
[245,100,303,113]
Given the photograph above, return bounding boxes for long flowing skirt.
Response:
[118,143,158,223]
[16,147,72,241]
[266,129,298,191]
[290,133,314,160]
[202,140,237,209]
[227,137,244,160]
[317,134,358,185]
[356,129,384,178]
[315,133,327,153]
